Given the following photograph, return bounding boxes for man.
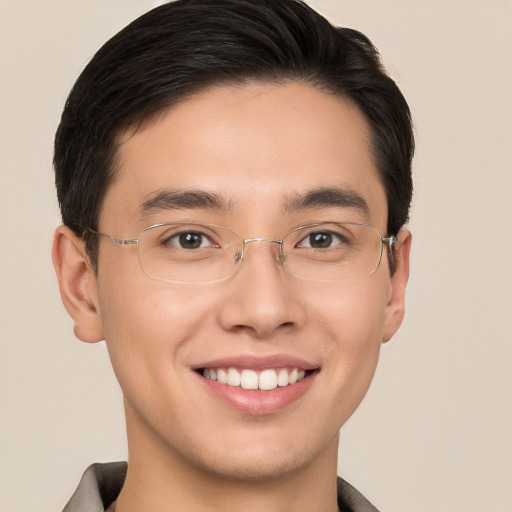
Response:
[52,0,413,510]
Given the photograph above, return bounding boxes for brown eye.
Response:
[164,231,213,249]
[298,231,345,249]
[179,232,203,249]
[309,232,332,248]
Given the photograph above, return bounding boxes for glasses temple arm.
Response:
[383,235,397,275]
[85,228,138,246]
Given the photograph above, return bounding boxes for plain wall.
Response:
[1,1,511,510]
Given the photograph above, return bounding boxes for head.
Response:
[52,0,413,485]
[54,0,413,269]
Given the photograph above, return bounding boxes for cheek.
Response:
[96,271,219,396]
[310,276,391,396]
[312,275,390,345]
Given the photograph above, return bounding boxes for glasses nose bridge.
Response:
[239,237,284,263]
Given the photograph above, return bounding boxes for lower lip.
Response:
[198,372,317,415]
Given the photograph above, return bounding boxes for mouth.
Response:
[198,366,313,391]
[193,356,319,415]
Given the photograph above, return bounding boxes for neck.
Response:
[116,405,340,512]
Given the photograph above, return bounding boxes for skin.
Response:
[53,82,411,512]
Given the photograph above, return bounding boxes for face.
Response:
[57,82,410,481]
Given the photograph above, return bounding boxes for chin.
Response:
[190,444,320,483]
[170,425,340,484]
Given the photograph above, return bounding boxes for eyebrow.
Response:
[134,185,369,220]
[283,187,369,215]
[135,188,232,218]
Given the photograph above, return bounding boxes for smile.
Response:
[201,367,309,390]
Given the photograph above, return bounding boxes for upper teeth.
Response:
[202,367,307,390]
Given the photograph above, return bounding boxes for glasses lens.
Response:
[283,223,383,281]
[138,223,241,283]
[136,222,384,283]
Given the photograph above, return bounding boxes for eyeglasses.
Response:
[88,221,396,284]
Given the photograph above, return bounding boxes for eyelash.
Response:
[161,229,349,251]
[162,230,218,249]
[296,230,348,249]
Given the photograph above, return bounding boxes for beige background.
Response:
[1,1,511,510]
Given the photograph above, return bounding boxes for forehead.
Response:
[101,82,388,230]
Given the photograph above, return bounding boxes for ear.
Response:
[52,226,104,343]
[382,229,412,343]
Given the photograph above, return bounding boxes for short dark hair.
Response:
[54,0,414,267]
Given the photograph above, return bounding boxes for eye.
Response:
[297,230,347,249]
[164,230,216,249]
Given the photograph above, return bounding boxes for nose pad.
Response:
[276,244,286,264]
[233,249,244,265]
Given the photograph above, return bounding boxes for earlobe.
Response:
[52,226,104,343]
[382,229,412,343]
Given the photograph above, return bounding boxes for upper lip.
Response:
[192,354,319,372]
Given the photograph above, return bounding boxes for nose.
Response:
[217,240,304,339]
